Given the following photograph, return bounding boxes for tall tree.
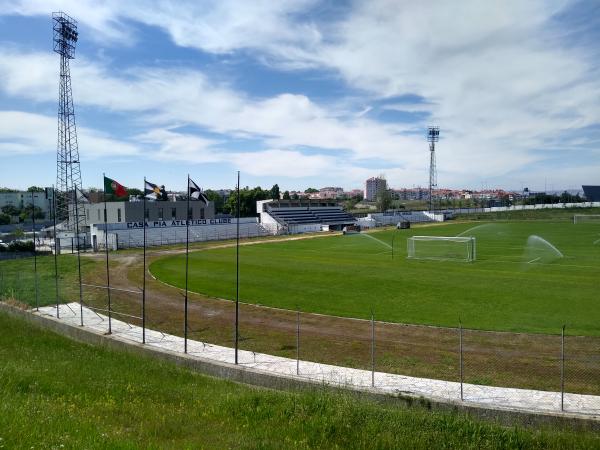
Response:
[204,190,225,214]
[376,189,392,212]
[270,184,280,200]
[224,186,270,216]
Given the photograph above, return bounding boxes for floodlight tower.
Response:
[53,12,86,231]
[427,126,440,212]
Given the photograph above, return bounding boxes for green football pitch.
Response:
[150,221,600,335]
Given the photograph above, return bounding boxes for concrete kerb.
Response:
[1,301,599,432]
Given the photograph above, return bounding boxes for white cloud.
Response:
[0,49,422,167]
[1,0,599,189]
[0,110,140,158]
[0,0,321,55]
[135,127,336,178]
[230,149,334,178]
[136,128,221,163]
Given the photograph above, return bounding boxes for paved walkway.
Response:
[35,303,600,419]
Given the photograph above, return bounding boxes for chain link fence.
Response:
[1,253,599,413]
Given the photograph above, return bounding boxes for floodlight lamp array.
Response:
[427,126,440,143]
[52,11,78,58]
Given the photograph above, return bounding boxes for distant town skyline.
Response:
[0,1,598,192]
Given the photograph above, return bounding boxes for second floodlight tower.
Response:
[53,11,86,232]
[427,126,440,212]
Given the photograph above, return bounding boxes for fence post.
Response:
[459,320,464,401]
[561,324,565,411]
[296,308,300,376]
[15,270,21,302]
[54,236,60,319]
[371,309,375,388]
[33,242,39,312]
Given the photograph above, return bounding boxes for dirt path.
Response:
[80,232,600,396]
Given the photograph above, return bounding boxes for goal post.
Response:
[407,236,476,262]
[573,214,600,224]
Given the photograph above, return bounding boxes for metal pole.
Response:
[296,308,300,375]
[103,174,112,334]
[184,174,190,353]
[371,309,375,387]
[142,177,147,344]
[459,320,464,401]
[235,171,240,364]
[52,186,60,318]
[31,191,39,311]
[16,270,20,301]
[74,190,84,326]
[561,324,565,411]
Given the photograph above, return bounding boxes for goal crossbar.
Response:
[409,236,474,242]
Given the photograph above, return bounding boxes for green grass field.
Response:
[2,311,598,449]
[0,253,98,307]
[150,220,600,335]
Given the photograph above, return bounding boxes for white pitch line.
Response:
[527,257,541,264]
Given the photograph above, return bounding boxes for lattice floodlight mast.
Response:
[53,11,86,232]
[427,126,440,212]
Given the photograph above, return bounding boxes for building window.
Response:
[158,208,163,220]
[200,208,204,219]
[86,210,89,220]
[171,207,177,219]
[188,207,192,220]
[98,210,101,221]
[144,208,149,219]
[117,209,122,222]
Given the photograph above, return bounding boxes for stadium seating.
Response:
[267,206,355,227]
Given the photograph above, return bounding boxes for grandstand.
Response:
[258,200,356,233]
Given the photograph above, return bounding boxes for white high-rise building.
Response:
[364,177,387,201]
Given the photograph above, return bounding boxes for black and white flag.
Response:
[189,178,209,205]
[145,180,166,200]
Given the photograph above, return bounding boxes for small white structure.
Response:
[573,214,600,224]
[407,236,476,262]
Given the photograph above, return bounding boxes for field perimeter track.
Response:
[74,229,600,397]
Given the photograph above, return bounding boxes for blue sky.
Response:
[0,0,599,193]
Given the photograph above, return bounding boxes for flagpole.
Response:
[184,174,190,353]
[74,188,84,326]
[103,173,112,334]
[52,186,60,318]
[31,191,39,311]
[142,177,147,344]
[235,170,240,365]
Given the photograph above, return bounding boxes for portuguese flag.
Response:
[104,176,128,198]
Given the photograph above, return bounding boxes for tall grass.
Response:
[0,311,598,449]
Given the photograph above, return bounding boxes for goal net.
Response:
[573,214,600,224]
[407,236,476,262]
